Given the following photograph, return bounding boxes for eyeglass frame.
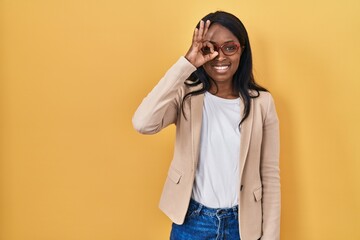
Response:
[201,41,242,56]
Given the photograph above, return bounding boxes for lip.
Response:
[211,64,231,73]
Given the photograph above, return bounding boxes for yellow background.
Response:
[1,0,359,239]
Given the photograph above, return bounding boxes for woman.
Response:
[133,11,280,240]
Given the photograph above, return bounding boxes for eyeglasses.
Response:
[201,42,241,56]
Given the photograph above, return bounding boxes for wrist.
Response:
[184,55,196,67]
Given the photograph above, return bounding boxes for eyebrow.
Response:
[207,40,236,44]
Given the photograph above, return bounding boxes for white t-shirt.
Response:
[192,92,241,208]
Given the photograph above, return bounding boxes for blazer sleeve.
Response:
[132,57,196,134]
[260,94,281,240]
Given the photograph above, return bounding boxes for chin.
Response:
[209,74,233,83]
[205,67,236,84]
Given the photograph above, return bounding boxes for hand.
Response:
[185,20,218,68]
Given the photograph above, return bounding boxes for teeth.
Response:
[213,66,229,70]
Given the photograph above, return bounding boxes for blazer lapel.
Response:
[190,93,204,171]
[239,98,254,178]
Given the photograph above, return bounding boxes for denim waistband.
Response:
[188,199,238,218]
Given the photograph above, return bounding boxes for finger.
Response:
[203,20,211,37]
[197,20,204,42]
[192,27,198,44]
[204,41,214,53]
[205,51,219,62]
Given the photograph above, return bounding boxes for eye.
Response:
[201,46,212,55]
[224,44,237,52]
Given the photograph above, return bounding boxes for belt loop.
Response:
[232,205,238,214]
[196,201,203,214]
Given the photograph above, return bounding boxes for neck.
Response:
[209,82,238,99]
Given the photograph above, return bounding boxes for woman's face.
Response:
[203,24,242,86]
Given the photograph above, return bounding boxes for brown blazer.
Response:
[133,57,280,240]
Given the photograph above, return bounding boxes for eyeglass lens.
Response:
[201,42,239,56]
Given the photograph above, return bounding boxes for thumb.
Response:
[204,51,218,62]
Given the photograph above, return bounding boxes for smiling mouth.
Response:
[212,64,230,72]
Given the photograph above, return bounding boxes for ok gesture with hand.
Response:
[185,20,218,68]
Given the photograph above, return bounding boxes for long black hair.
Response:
[183,11,268,125]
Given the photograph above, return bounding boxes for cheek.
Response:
[233,61,240,70]
[231,57,241,72]
[203,63,212,75]
[233,55,241,66]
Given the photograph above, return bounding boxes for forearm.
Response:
[132,57,196,134]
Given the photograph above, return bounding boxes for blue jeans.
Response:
[170,199,241,240]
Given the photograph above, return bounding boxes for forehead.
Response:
[204,24,238,43]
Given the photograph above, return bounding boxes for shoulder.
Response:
[250,90,274,105]
[251,90,278,120]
